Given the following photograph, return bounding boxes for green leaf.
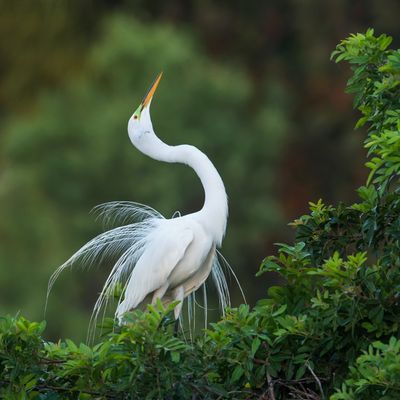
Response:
[251,338,261,357]
[230,365,244,383]
[295,365,306,380]
[171,351,180,363]
[272,304,287,317]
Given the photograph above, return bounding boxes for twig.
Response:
[307,363,324,400]
[38,357,64,365]
[279,380,320,400]
[266,372,276,400]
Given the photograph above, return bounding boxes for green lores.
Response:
[132,103,143,121]
[2,29,400,399]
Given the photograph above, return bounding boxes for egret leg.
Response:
[151,282,169,305]
[116,301,127,325]
[173,285,184,320]
[171,286,184,335]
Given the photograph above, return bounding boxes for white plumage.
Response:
[48,73,240,331]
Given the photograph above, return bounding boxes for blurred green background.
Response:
[0,0,399,341]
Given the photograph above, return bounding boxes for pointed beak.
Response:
[141,72,163,109]
[133,72,163,120]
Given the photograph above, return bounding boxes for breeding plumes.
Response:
[48,73,242,333]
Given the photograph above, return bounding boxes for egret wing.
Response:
[117,223,194,315]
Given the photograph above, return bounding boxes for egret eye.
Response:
[134,115,138,120]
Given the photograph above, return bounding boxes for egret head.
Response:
[128,73,162,149]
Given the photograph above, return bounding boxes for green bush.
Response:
[1,29,400,399]
[332,337,400,400]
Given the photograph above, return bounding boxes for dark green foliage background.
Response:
[0,5,290,340]
[1,1,400,342]
[1,30,400,399]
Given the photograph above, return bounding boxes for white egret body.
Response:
[48,73,234,327]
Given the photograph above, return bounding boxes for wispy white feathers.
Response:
[93,201,164,228]
[47,201,237,340]
[215,250,247,306]
[211,255,231,312]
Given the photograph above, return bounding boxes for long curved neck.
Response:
[142,135,228,245]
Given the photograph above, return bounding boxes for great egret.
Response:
[48,73,239,330]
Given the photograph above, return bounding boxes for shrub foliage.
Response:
[1,29,400,399]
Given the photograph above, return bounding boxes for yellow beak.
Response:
[141,72,163,109]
